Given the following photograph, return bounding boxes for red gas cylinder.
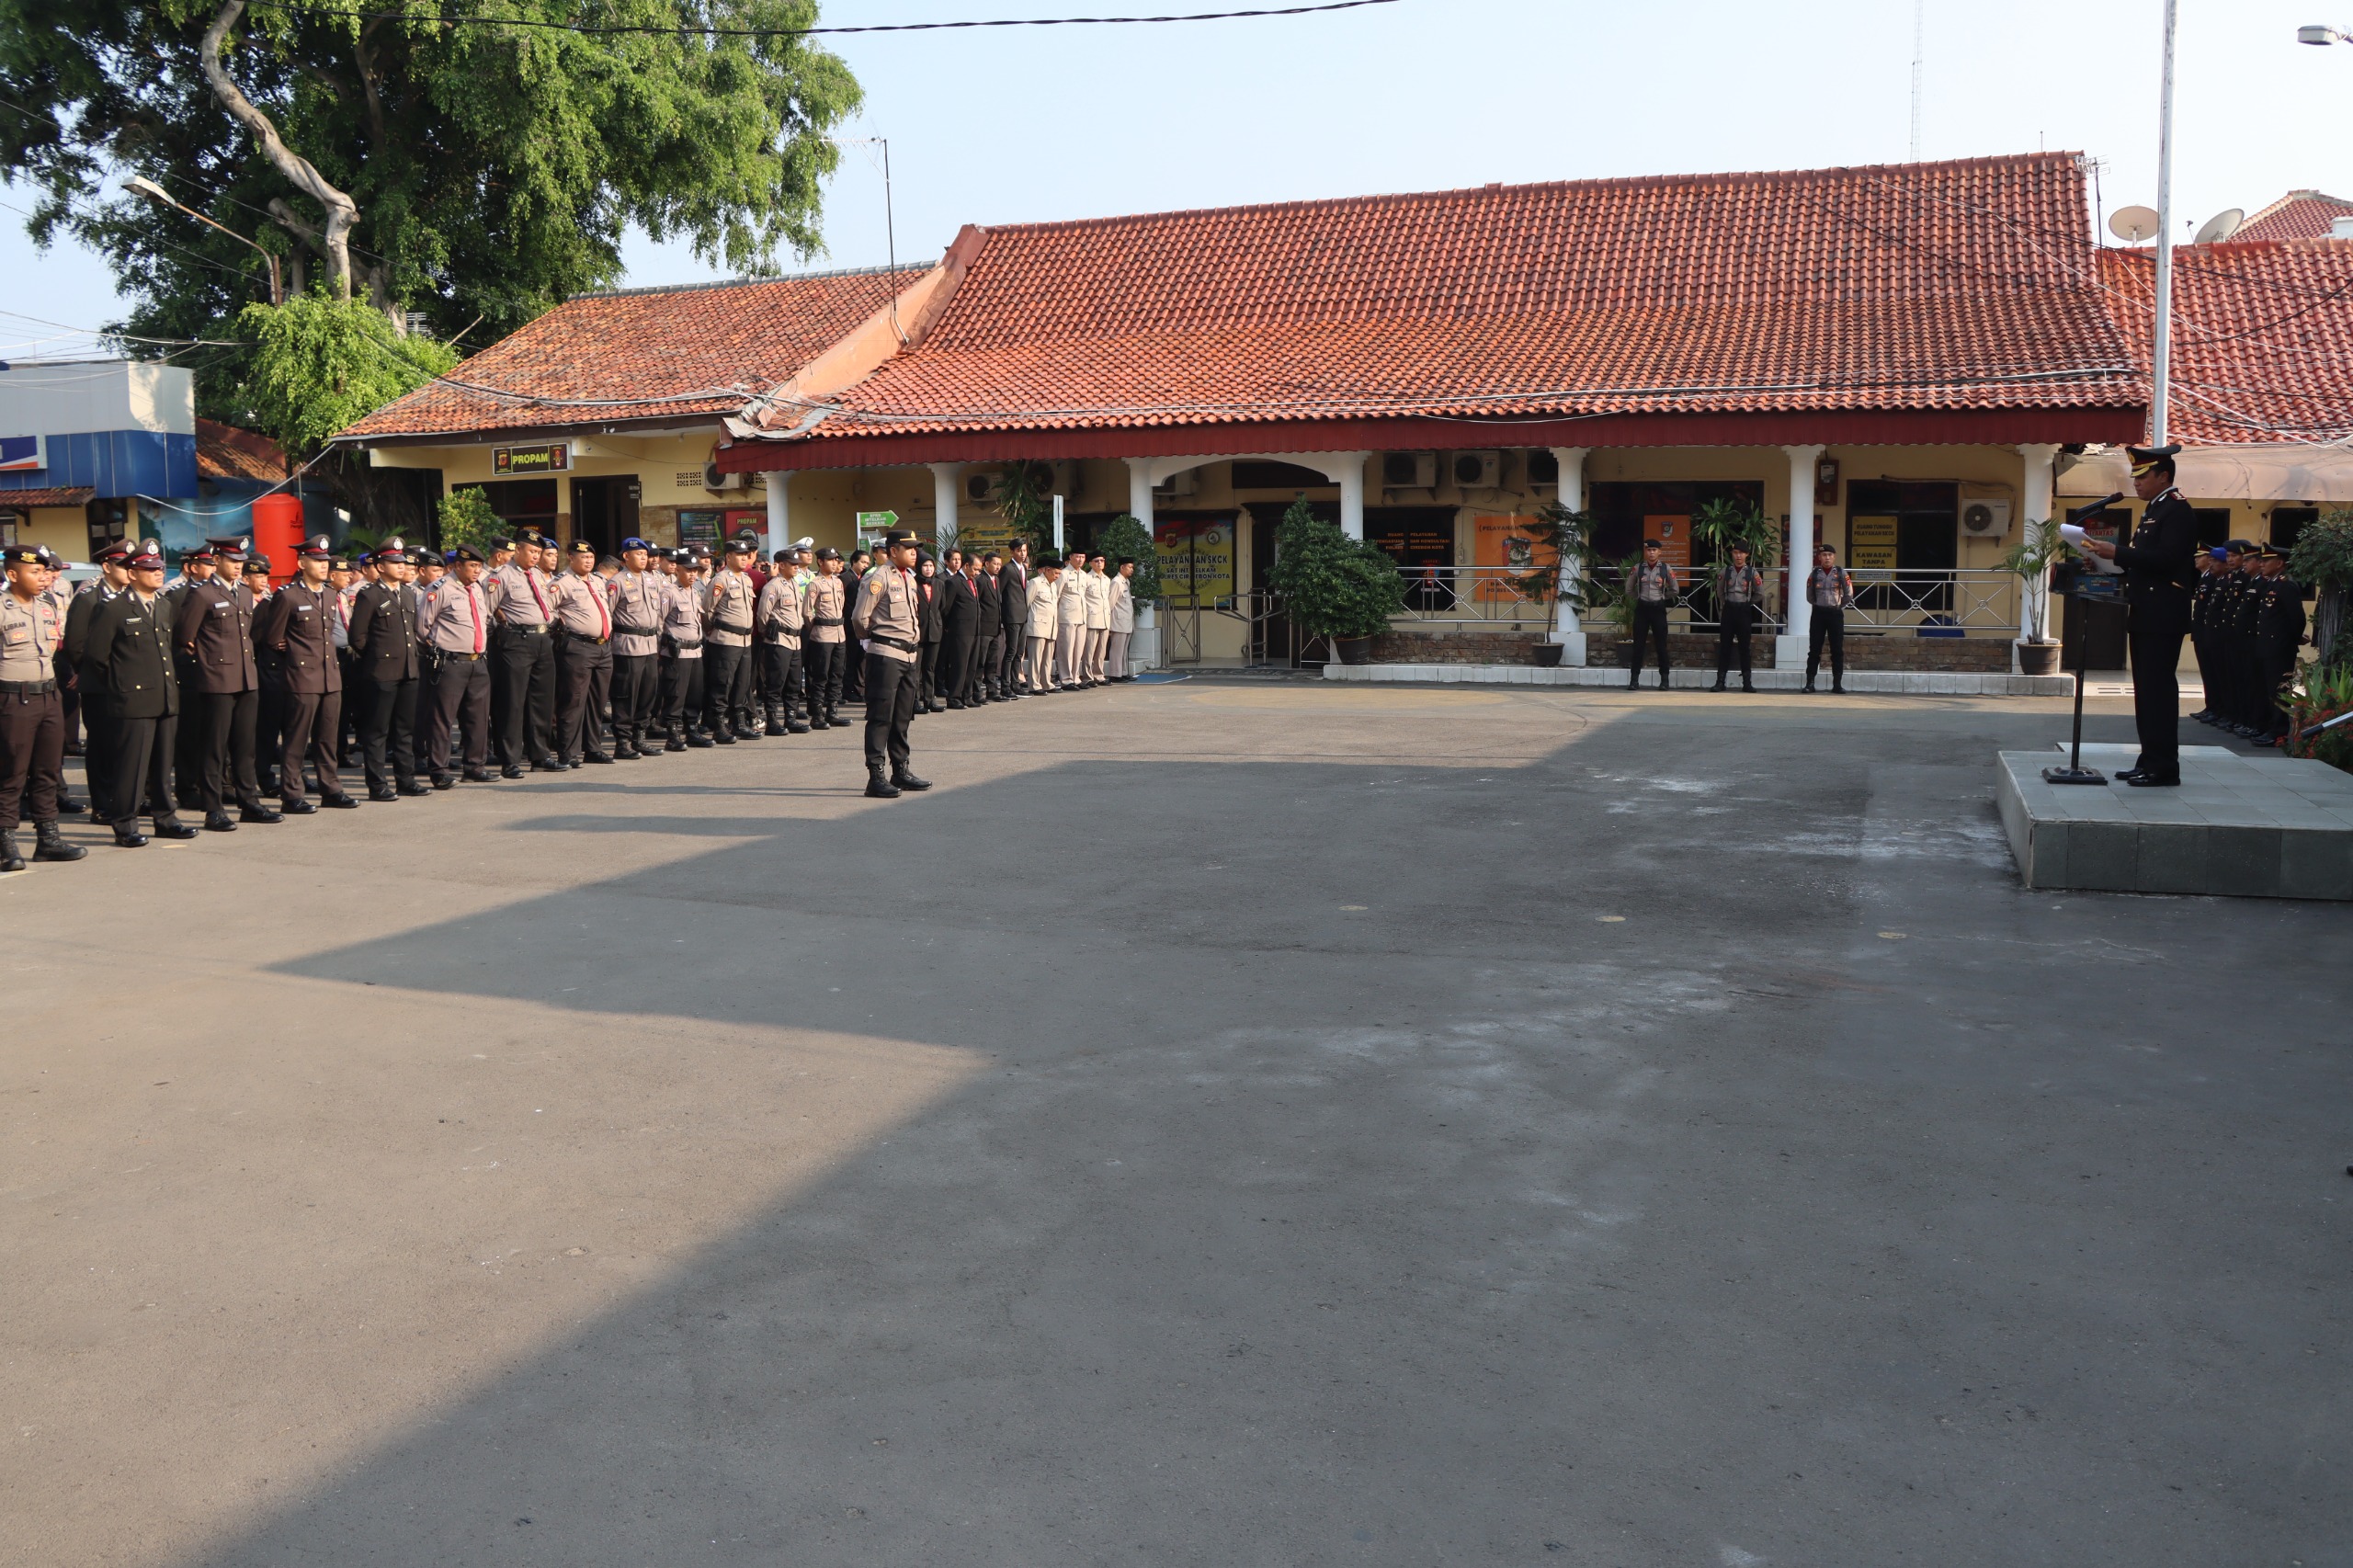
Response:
[250,493,304,584]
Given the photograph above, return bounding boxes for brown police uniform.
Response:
[175,574,267,821]
[258,574,350,807]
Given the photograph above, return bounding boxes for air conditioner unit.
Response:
[1961,499,2012,537]
[702,460,748,494]
[964,471,995,505]
[1450,450,1503,489]
[1154,468,1199,497]
[1382,452,1438,488]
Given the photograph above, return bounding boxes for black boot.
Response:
[34,821,85,862]
[892,767,933,792]
[865,765,901,800]
[1711,676,1726,691]
[766,708,788,737]
[0,831,22,873]
[1742,677,1755,693]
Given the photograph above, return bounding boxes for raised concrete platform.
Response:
[1996,744,2353,899]
[1326,662,2075,697]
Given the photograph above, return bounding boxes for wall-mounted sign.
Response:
[1848,515,1898,573]
[677,508,723,547]
[0,435,44,473]
[493,442,568,475]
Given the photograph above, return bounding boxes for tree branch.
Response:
[199,0,358,299]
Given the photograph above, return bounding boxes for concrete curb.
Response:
[1322,663,2076,697]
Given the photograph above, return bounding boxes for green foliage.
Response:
[1690,496,1779,569]
[2000,517,2075,643]
[2,0,861,424]
[988,461,1057,553]
[1589,552,1643,635]
[2287,660,2353,773]
[438,485,503,553]
[235,291,456,455]
[1092,513,1161,605]
[1502,500,1593,610]
[2289,510,2353,593]
[1263,498,1404,643]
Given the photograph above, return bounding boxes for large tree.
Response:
[0,0,859,522]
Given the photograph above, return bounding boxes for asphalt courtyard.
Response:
[4,680,2347,1568]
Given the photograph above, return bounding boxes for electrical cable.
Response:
[243,0,1403,39]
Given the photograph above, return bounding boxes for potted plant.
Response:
[1591,552,1641,665]
[2288,508,2353,671]
[2001,516,2075,675]
[1503,500,1595,665]
[1264,498,1405,664]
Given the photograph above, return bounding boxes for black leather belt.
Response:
[0,678,58,695]
[499,623,551,636]
[666,637,703,651]
[812,616,844,627]
[868,634,916,653]
[437,651,484,661]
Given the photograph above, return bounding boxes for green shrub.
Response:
[1264,499,1404,642]
[1092,513,1162,605]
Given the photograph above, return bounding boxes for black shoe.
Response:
[430,772,457,790]
[578,751,611,765]
[281,798,318,815]
[153,819,199,839]
[2126,772,2181,788]
[368,786,400,802]
[688,733,715,748]
[1832,682,1847,694]
[2115,767,2147,782]
[113,826,149,848]
[203,811,239,833]
[926,699,947,714]
[33,822,85,862]
[766,719,788,737]
[1627,677,1640,689]
[502,764,527,778]
[733,725,760,741]
[0,832,22,873]
[57,793,88,816]
[321,793,361,810]
[533,759,569,773]
[892,769,933,791]
[398,780,431,797]
[1711,679,1726,691]
[947,699,966,710]
[2189,710,2213,723]
[63,741,84,757]
[1742,680,1755,693]
[788,718,810,734]
[1657,675,1671,689]
[865,767,901,800]
[1802,681,1816,693]
[807,714,828,731]
[461,768,495,783]
[711,731,735,745]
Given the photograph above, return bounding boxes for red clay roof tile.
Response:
[2236,190,2353,243]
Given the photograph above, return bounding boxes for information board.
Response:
[1849,515,1898,573]
[677,508,723,548]
[1154,515,1236,606]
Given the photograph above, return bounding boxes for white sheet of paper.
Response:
[2059,523,2121,573]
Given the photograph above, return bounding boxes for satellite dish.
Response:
[2193,207,2245,244]
[2109,205,2162,244]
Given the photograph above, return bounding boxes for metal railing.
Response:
[1388,565,1549,623]
[1579,566,2019,638]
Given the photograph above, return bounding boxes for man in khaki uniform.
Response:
[608,538,666,758]
[1108,558,1137,680]
[801,548,847,729]
[1083,556,1112,685]
[757,551,809,735]
[548,540,617,766]
[0,543,87,870]
[702,537,760,743]
[1026,553,1063,695]
[851,528,930,799]
[1054,548,1089,689]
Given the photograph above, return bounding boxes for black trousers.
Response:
[611,653,659,751]
[863,651,920,772]
[1805,608,1845,686]
[79,699,115,814]
[278,691,346,801]
[255,676,285,790]
[360,677,419,790]
[174,661,204,802]
[658,656,705,736]
[759,642,803,725]
[973,631,1002,698]
[427,655,490,774]
[492,629,556,767]
[998,622,1026,689]
[804,642,844,715]
[556,637,614,761]
[188,688,266,812]
[108,712,181,827]
[2126,589,2189,778]
[841,637,865,701]
[940,623,976,702]
[1630,602,1670,678]
[1715,603,1756,681]
[705,643,754,734]
[917,639,941,706]
[0,686,63,829]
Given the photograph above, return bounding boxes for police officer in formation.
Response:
[0,526,1158,874]
[2191,538,2308,745]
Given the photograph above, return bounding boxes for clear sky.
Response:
[5,0,2348,351]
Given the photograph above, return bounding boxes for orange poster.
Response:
[1642,514,1692,573]
[1472,515,1543,571]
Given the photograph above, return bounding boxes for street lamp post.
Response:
[2152,0,2177,444]
[123,175,283,306]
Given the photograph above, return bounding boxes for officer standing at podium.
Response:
[2080,443,2199,786]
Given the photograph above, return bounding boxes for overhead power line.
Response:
[243,0,1401,37]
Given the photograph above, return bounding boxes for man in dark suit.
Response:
[997,540,1031,697]
[259,536,358,812]
[2081,443,2199,786]
[346,538,426,801]
[83,542,199,846]
[938,549,982,709]
[175,535,278,830]
[63,540,131,812]
[972,553,1003,702]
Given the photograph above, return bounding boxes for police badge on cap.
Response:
[2126,442,2180,477]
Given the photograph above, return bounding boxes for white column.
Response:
[928,462,963,555]
[2017,443,2059,656]
[1125,458,1159,671]
[1779,445,1825,668]
[1336,452,1370,540]
[1548,446,1589,665]
[762,471,790,558]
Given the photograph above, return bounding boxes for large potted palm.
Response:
[1265,499,1404,664]
[1502,500,1595,665]
[2001,516,2074,676]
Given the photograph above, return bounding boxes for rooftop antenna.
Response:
[1909,0,1925,160]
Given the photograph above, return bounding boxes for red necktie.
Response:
[528,573,550,619]
[469,585,483,653]
[593,578,609,639]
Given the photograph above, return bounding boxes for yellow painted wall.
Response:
[9,507,88,562]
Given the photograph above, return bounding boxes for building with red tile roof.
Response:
[2235,190,2353,244]
[196,418,290,483]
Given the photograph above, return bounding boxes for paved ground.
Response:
[5,683,2347,1568]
